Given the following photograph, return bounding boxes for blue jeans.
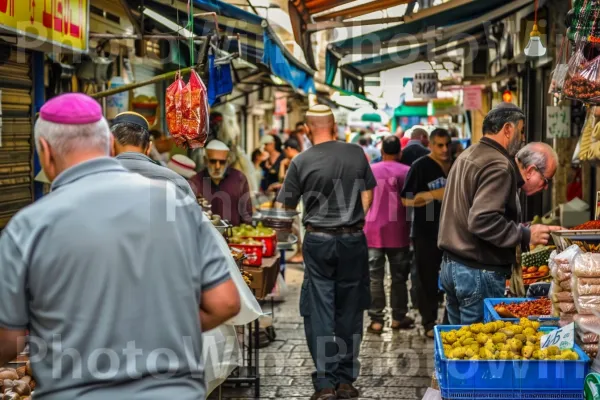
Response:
[440,257,506,325]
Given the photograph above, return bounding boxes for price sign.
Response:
[546,106,571,138]
[413,72,438,99]
[541,323,575,350]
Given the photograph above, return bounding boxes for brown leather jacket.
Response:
[438,137,530,275]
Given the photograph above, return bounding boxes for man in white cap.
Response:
[276,105,376,400]
[189,139,253,226]
[0,93,240,399]
[110,111,196,201]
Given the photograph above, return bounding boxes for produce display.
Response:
[521,246,553,285]
[493,298,552,318]
[228,237,262,245]
[571,220,600,230]
[231,223,275,238]
[241,271,253,287]
[440,319,579,360]
[0,362,35,399]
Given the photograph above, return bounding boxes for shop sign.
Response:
[412,72,437,99]
[0,0,89,52]
[546,106,571,139]
[341,71,364,95]
[463,86,482,110]
[274,92,287,116]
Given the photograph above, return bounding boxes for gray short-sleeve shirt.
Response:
[276,141,376,228]
[0,157,230,400]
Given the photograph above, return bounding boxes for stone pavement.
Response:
[210,263,435,400]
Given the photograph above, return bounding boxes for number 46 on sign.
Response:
[541,323,574,350]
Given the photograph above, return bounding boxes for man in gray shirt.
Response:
[0,93,240,399]
[111,111,196,202]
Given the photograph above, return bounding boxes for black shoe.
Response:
[310,388,337,400]
[336,383,359,399]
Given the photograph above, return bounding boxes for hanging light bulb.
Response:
[502,90,513,103]
[524,0,546,58]
[524,23,547,57]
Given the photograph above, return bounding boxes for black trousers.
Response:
[301,231,370,391]
[413,236,443,330]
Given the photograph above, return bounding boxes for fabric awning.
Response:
[326,0,536,83]
[128,0,315,95]
[394,103,428,118]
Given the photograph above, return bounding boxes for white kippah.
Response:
[205,139,230,151]
[306,104,333,117]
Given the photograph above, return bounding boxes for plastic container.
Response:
[243,233,277,257]
[229,243,263,266]
[484,298,559,325]
[434,325,590,399]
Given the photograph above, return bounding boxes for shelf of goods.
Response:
[434,322,590,399]
[484,298,558,325]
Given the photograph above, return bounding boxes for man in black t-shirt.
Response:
[276,105,376,400]
[401,128,451,338]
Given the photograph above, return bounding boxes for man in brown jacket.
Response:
[438,103,560,325]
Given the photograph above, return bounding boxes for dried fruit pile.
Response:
[0,361,35,399]
[494,298,552,318]
[440,319,579,360]
[564,76,600,102]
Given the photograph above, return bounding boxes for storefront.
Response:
[0,0,89,227]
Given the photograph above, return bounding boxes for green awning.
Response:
[362,113,382,122]
[394,104,428,117]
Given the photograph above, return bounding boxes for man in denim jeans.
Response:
[364,136,414,334]
[438,103,561,324]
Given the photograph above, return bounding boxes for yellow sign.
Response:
[0,0,88,52]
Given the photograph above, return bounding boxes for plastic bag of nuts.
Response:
[564,52,600,104]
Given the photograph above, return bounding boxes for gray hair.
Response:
[35,117,111,157]
[483,104,525,135]
[515,142,558,175]
[411,127,429,140]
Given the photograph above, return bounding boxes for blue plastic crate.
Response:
[484,298,559,325]
[434,325,590,400]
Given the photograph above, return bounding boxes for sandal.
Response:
[391,316,415,330]
[367,321,384,334]
[425,328,435,339]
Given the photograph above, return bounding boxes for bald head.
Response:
[516,142,558,195]
[306,113,336,144]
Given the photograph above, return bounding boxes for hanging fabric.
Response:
[207,51,234,106]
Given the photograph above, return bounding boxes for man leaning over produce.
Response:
[0,93,240,400]
[438,102,561,325]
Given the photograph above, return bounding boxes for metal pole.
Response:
[88,33,239,40]
[90,66,202,99]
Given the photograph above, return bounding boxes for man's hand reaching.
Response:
[530,225,563,246]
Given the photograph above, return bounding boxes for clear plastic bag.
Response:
[558,302,578,313]
[181,70,209,149]
[557,269,572,282]
[166,74,184,138]
[578,330,599,344]
[554,244,583,266]
[560,314,576,327]
[553,291,574,302]
[574,253,600,277]
[574,314,600,332]
[548,37,570,97]
[564,53,600,104]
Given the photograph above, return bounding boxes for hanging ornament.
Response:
[524,0,546,58]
